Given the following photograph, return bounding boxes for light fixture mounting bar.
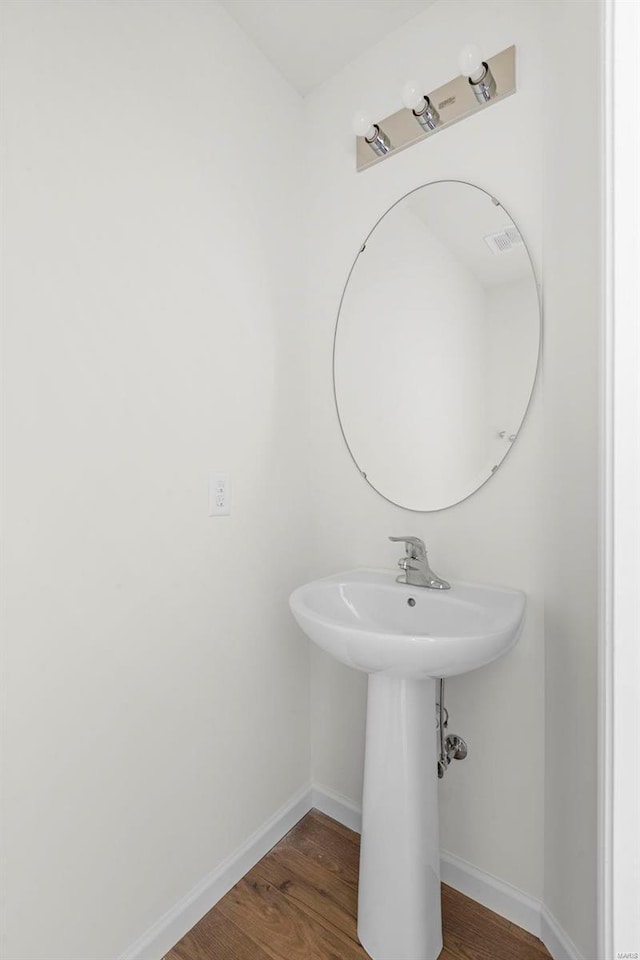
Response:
[356,45,516,172]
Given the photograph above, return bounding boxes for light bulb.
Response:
[458,44,485,83]
[352,110,376,140]
[402,79,426,113]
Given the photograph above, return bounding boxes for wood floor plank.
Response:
[441,883,550,960]
[167,811,552,960]
[307,808,360,846]
[281,813,360,888]
[163,909,273,960]
[216,875,369,960]
[252,840,359,942]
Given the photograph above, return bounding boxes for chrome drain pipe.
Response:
[436,678,468,778]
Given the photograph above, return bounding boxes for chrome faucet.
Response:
[389,536,451,590]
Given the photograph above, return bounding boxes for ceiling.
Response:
[219,0,436,96]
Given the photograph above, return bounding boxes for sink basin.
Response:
[290,567,526,960]
[289,568,525,679]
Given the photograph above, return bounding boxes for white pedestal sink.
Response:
[289,569,525,960]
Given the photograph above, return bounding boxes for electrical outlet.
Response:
[209,471,230,516]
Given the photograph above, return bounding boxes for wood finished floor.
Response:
[164,809,552,960]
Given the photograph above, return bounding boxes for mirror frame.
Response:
[332,179,543,512]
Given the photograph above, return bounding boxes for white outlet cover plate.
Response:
[209,471,231,516]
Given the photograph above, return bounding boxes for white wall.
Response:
[606,3,640,956]
[304,0,546,903]
[542,2,601,956]
[0,3,309,959]
[1,1,601,958]
[303,4,599,957]
[335,202,488,508]
[485,278,539,464]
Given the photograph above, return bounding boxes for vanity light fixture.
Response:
[402,79,440,131]
[353,44,516,172]
[458,44,497,103]
[352,110,392,156]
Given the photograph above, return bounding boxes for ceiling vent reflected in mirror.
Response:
[484,227,524,256]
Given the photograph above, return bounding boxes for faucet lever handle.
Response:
[389,536,427,560]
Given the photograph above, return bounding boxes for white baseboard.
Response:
[311,781,362,833]
[541,906,585,960]
[439,849,541,938]
[310,784,585,960]
[118,783,313,960]
[119,781,585,960]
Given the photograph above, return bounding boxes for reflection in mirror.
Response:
[333,181,540,511]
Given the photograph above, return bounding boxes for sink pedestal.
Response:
[357,675,442,960]
[290,569,526,958]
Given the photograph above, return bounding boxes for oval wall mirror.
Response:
[333,180,541,511]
